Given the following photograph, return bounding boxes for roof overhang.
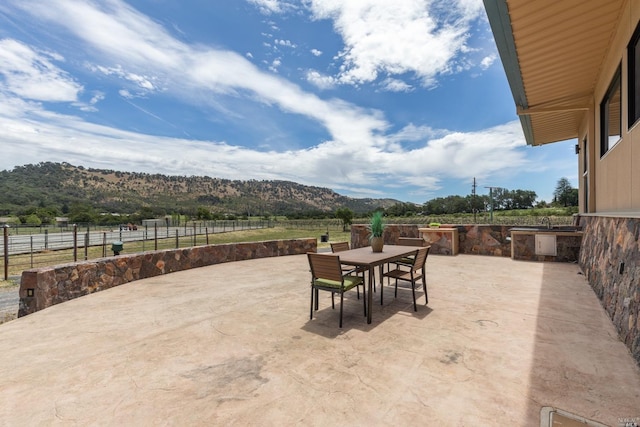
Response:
[483,0,626,146]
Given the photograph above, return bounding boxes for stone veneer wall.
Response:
[578,216,640,364]
[19,238,317,317]
[350,224,512,256]
[510,232,582,262]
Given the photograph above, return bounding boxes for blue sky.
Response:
[0,0,578,204]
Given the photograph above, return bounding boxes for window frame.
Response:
[627,21,640,128]
[600,65,622,158]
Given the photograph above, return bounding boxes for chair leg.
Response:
[339,291,344,328]
[422,275,428,305]
[315,288,319,310]
[394,278,398,298]
[331,292,335,309]
[411,274,417,312]
[362,281,367,316]
[310,286,314,320]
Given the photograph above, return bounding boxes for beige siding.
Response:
[632,0,640,209]
[591,0,640,212]
[578,108,595,213]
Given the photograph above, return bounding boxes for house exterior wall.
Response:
[587,0,640,213]
[574,1,640,366]
[578,215,640,365]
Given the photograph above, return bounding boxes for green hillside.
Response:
[0,162,400,219]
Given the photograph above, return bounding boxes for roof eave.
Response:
[483,0,536,145]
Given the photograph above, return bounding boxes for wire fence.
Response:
[1,215,574,280]
[1,220,274,280]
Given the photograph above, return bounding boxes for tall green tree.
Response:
[553,177,577,207]
[335,207,354,231]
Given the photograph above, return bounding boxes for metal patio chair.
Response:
[382,246,430,311]
[330,241,369,294]
[307,253,366,328]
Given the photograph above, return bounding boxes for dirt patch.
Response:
[0,281,19,325]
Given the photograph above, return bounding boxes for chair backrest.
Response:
[411,246,430,272]
[398,237,426,247]
[307,253,344,282]
[330,241,350,252]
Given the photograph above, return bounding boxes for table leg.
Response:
[367,266,373,324]
[379,264,384,305]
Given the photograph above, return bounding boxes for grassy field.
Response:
[1,227,351,281]
[2,211,576,283]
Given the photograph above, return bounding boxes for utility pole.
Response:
[472,178,477,223]
[484,186,501,223]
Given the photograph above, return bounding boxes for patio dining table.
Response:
[325,245,419,324]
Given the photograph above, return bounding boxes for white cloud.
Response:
[90,64,158,93]
[268,58,282,72]
[0,39,83,102]
[480,54,496,70]
[89,91,105,105]
[118,89,133,99]
[380,78,413,92]
[275,39,296,48]
[0,0,530,199]
[310,49,322,57]
[306,0,486,87]
[305,70,335,90]
[0,83,529,195]
[247,0,296,15]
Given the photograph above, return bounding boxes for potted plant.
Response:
[429,222,441,229]
[368,211,386,252]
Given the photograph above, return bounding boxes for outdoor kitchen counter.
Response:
[418,227,459,255]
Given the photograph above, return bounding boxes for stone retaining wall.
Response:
[19,238,316,317]
[578,216,640,364]
[350,224,512,256]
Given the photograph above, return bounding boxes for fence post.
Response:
[3,225,8,280]
[193,223,197,246]
[30,235,33,268]
[102,232,107,257]
[175,229,179,249]
[84,232,89,260]
[44,229,48,250]
[205,227,209,245]
[154,224,158,251]
[73,224,78,262]
[143,224,148,252]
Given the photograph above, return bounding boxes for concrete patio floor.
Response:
[0,253,639,426]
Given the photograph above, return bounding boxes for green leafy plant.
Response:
[429,222,440,228]
[368,211,385,238]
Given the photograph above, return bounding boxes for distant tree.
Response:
[23,213,42,225]
[196,207,212,220]
[568,188,579,206]
[510,190,537,209]
[553,177,577,207]
[423,195,469,215]
[335,207,354,231]
[385,202,419,217]
[489,187,510,210]
[68,202,96,224]
[467,194,487,213]
[138,206,155,219]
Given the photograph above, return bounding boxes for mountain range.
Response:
[0,162,401,217]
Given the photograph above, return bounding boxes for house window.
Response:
[600,65,621,157]
[581,138,588,212]
[628,21,640,127]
